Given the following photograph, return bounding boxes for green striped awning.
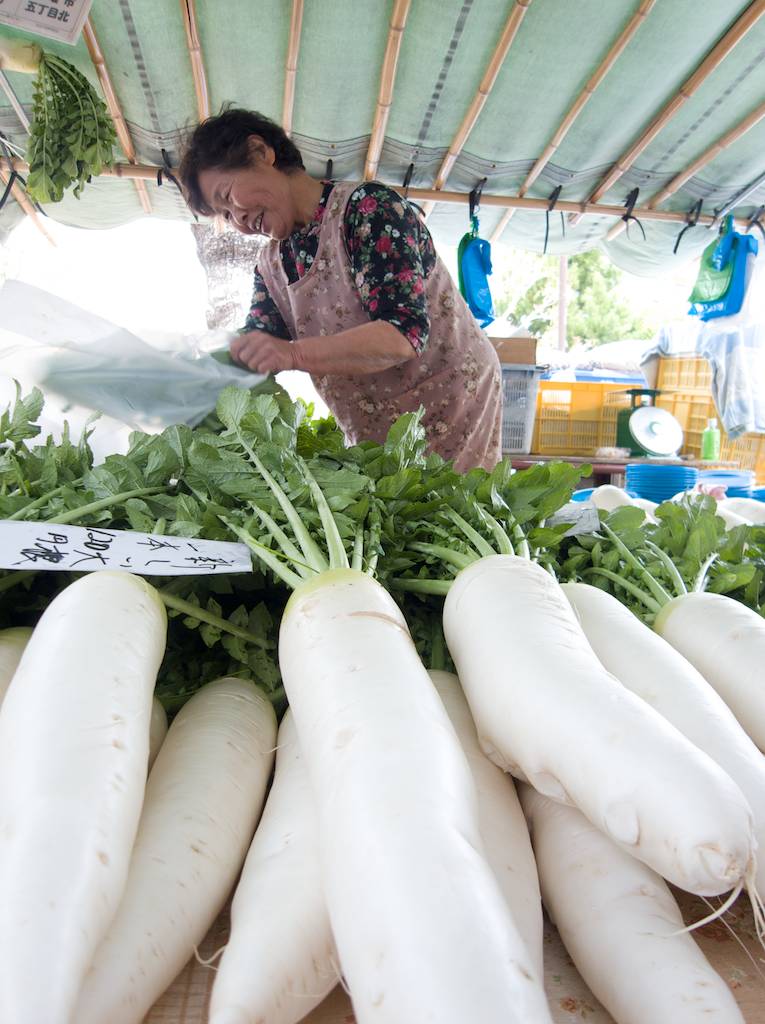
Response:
[1,0,764,274]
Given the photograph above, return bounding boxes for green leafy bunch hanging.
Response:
[26,51,116,204]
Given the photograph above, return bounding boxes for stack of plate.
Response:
[699,469,755,498]
[625,464,699,503]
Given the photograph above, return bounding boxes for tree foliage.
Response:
[566,251,652,347]
[493,248,653,348]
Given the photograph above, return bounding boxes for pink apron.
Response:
[257,181,502,472]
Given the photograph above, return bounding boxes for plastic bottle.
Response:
[701,417,721,460]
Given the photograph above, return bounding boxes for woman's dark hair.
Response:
[179,108,305,215]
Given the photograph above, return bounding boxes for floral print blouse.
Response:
[242,182,436,354]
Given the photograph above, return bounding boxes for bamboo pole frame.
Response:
[180,0,210,121]
[606,95,765,241]
[0,166,56,245]
[430,0,532,194]
[282,0,304,136]
[649,98,765,209]
[10,155,733,229]
[571,0,765,226]
[82,19,152,215]
[490,0,655,243]
[364,0,411,180]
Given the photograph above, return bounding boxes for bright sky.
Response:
[0,215,330,448]
[2,217,210,336]
[2,213,694,334]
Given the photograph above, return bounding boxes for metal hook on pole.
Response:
[673,198,703,254]
[468,177,487,235]
[543,185,564,255]
[619,187,646,241]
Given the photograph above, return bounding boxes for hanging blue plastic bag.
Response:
[689,231,758,321]
[461,234,495,328]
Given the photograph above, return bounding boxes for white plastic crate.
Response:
[500,364,542,454]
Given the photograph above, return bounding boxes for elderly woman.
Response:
[180,109,502,472]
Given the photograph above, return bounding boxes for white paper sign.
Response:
[0,0,93,46]
[547,501,600,537]
[0,521,253,575]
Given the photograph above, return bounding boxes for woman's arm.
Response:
[345,183,434,355]
[230,319,415,376]
[231,183,432,376]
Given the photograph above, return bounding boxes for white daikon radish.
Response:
[0,571,166,1024]
[589,484,636,512]
[719,497,765,524]
[0,37,41,74]
[209,709,338,1024]
[148,695,168,769]
[279,568,552,1024]
[562,581,765,895]
[655,591,765,752]
[75,677,276,1024]
[0,626,32,706]
[631,496,658,521]
[443,555,756,896]
[429,669,544,978]
[717,506,752,529]
[520,785,746,1024]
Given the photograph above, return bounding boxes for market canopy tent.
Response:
[1,0,764,274]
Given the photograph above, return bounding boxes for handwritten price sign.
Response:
[0,521,252,576]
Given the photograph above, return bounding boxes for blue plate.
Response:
[699,470,754,497]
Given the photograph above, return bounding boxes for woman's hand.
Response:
[230,331,298,374]
[231,321,417,377]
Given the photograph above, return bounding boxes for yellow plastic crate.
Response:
[601,388,636,447]
[657,355,712,392]
[533,380,765,481]
[655,390,713,450]
[532,382,633,455]
[655,389,765,482]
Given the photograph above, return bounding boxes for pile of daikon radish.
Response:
[1,554,764,1024]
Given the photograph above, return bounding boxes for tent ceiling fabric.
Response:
[1,0,764,274]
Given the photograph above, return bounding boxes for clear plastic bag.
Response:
[0,280,264,430]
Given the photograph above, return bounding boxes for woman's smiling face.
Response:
[198,138,295,240]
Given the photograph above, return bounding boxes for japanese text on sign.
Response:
[0,0,92,46]
[0,521,253,576]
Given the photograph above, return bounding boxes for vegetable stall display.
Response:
[0,385,763,1022]
[521,786,746,1024]
[561,581,765,896]
[0,571,166,1024]
[75,677,277,1024]
[208,709,339,1024]
[443,554,756,899]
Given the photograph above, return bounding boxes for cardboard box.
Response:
[488,333,537,365]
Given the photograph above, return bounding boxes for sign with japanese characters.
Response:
[0,0,93,46]
[0,521,253,576]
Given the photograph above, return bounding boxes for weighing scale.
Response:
[614,388,684,457]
